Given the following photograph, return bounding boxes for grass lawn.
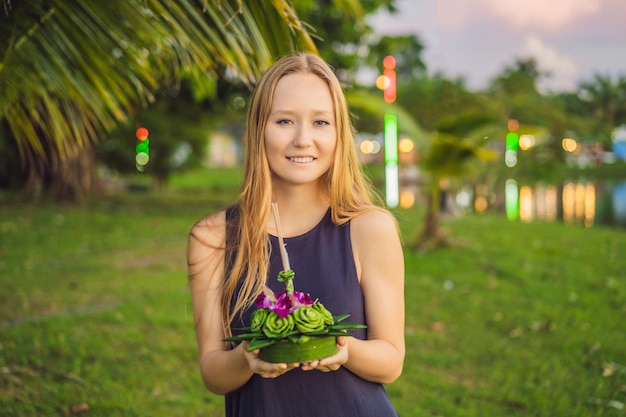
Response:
[1,168,625,416]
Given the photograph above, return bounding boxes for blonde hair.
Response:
[222,52,383,336]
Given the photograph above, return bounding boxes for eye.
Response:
[276,119,293,125]
[314,120,330,126]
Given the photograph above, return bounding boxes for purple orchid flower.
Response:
[256,289,315,318]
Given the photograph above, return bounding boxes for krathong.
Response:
[223,203,366,363]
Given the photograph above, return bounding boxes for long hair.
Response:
[222,52,383,336]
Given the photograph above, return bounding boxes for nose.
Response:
[293,124,313,148]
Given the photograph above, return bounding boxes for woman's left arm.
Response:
[343,209,405,384]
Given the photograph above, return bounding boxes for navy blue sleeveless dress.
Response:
[225,207,399,417]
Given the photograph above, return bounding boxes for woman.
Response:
[187,52,405,416]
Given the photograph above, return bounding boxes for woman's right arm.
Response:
[187,211,298,394]
[187,211,254,394]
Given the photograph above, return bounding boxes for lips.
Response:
[288,156,315,163]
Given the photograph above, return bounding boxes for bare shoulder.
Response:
[188,210,227,257]
[350,209,403,284]
[350,209,399,239]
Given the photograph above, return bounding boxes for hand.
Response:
[300,336,348,372]
[241,341,299,378]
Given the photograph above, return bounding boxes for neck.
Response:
[269,184,330,237]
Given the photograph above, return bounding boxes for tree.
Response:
[488,57,547,122]
[485,57,566,178]
[0,0,317,200]
[578,73,626,146]
[363,34,426,82]
[393,73,503,249]
[398,74,492,132]
[96,87,216,188]
[411,125,498,251]
[291,0,397,83]
[346,90,427,145]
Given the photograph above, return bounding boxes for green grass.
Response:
[1,168,625,416]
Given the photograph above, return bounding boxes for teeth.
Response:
[289,157,314,163]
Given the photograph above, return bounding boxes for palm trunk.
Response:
[412,178,448,251]
[23,145,98,203]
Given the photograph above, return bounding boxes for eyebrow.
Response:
[270,109,334,117]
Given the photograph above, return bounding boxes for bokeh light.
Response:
[474,196,488,212]
[135,152,149,166]
[562,138,578,152]
[359,140,381,154]
[399,190,415,208]
[136,127,149,141]
[136,140,149,155]
[505,179,519,220]
[398,138,414,153]
[383,55,396,69]
[505,150,518,167]
[519,134,535,150]
[135,126,150,170]
[376,75,389,90]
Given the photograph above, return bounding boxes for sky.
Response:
[367,0,626,92]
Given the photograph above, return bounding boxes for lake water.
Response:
[501,179,626,228]
[398,179,626,229]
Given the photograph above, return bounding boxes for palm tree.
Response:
[413,130,497,251]
[345,90,428,146]
[0,0,320,200]
[578,73,626,145]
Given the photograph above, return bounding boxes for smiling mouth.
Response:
[288,156,315,163]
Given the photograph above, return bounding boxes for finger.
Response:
[258,367,285,378]
[301,359,321,371]
[257,361,299,378]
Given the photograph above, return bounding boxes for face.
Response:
[264,72,337,188]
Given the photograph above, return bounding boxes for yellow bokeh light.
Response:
[519,134,535,150]
[376,75,389,90]
[360,140,374,154]
[519,186,534,222]
[474,196,488,212]
[398,138,414,153]
[399,190,415,208]
[584,183,596,227]
[562,138,578,152]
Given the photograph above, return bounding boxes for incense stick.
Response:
[271,203,291,271]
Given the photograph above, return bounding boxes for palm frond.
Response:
[345,90,428,148]
[0,0,317,168]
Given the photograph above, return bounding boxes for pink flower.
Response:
[256,289,314,318]
[255,293,274,309]
[287,291,314,313]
